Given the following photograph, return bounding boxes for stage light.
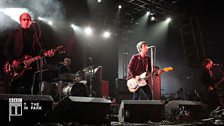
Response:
[48,21,53,25]
[103,31,111,38]
[151,16,155,21]
[38,17,43,20]
[166,17,171,23]
[84,27,93,35]
[118,5,122,9]
[146,11,150,16]
[70,24,76,28]
[70,24,80,31]
[97,0,102,3]
[37,17,54,26]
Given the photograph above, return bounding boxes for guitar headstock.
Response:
[54,45,66,54]
[162,67,174,72]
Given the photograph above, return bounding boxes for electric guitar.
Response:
[127,67,173,93]
[4,45,65,80]
[209,77,224,94]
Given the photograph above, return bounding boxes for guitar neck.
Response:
[24,56,42,65]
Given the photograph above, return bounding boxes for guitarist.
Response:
[4,12,55,94]
[201,58,224,113]
[127,41,161,100]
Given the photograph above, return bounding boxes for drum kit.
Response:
[40,65,96,101]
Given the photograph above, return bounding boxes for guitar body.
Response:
[127,77,147,93]
[126,67,173,93]
[4,45,65,80]
[4,55,34,79]
[208,77,224,94]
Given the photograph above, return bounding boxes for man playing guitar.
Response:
[4,12,55,94]
[127,41,163,100]
[201,58,224,113]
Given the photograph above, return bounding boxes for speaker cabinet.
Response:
[0,94,53,125]
[53,96,111,125]
[165,100,206,121]
[118,100,165,123]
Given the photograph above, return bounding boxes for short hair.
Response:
[19,12,31,21]
[136,41,148,52]
[64,58,71,62]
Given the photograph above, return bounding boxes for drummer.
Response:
[58,58,72,82]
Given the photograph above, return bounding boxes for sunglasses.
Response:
[21,18,31,21]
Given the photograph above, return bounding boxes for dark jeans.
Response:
[132,85,152,100]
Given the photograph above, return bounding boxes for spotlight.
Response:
[166,17,171,23]
[103,31,111,38]
[97,0,102,3]
[84,27,92,35]
[38,17,43,20]
[146,11,150,15]
[118,5,122,9]
[70,24,80,31]
[48,21,53,25]
[151,16,155,21]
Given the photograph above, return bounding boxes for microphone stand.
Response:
[150,46,156,99]
[32,21,44,95]
[89,66,93,97]
[88,57,95,97]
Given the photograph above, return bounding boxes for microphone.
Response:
[213,63,222,66]
[147,46,155,49]
[89,57,93,63]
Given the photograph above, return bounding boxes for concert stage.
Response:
[0,94,223,126]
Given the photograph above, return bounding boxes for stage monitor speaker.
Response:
[118,100,165,123]
[53,96,111,125]
[165,100,206,121]
[0,94,53,125]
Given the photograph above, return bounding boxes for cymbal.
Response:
[74,70,84,76]
[83,65,95,75]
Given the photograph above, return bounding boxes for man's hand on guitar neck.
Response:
[156,69,163,76]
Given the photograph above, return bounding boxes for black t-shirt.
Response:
[22,28,34,56]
